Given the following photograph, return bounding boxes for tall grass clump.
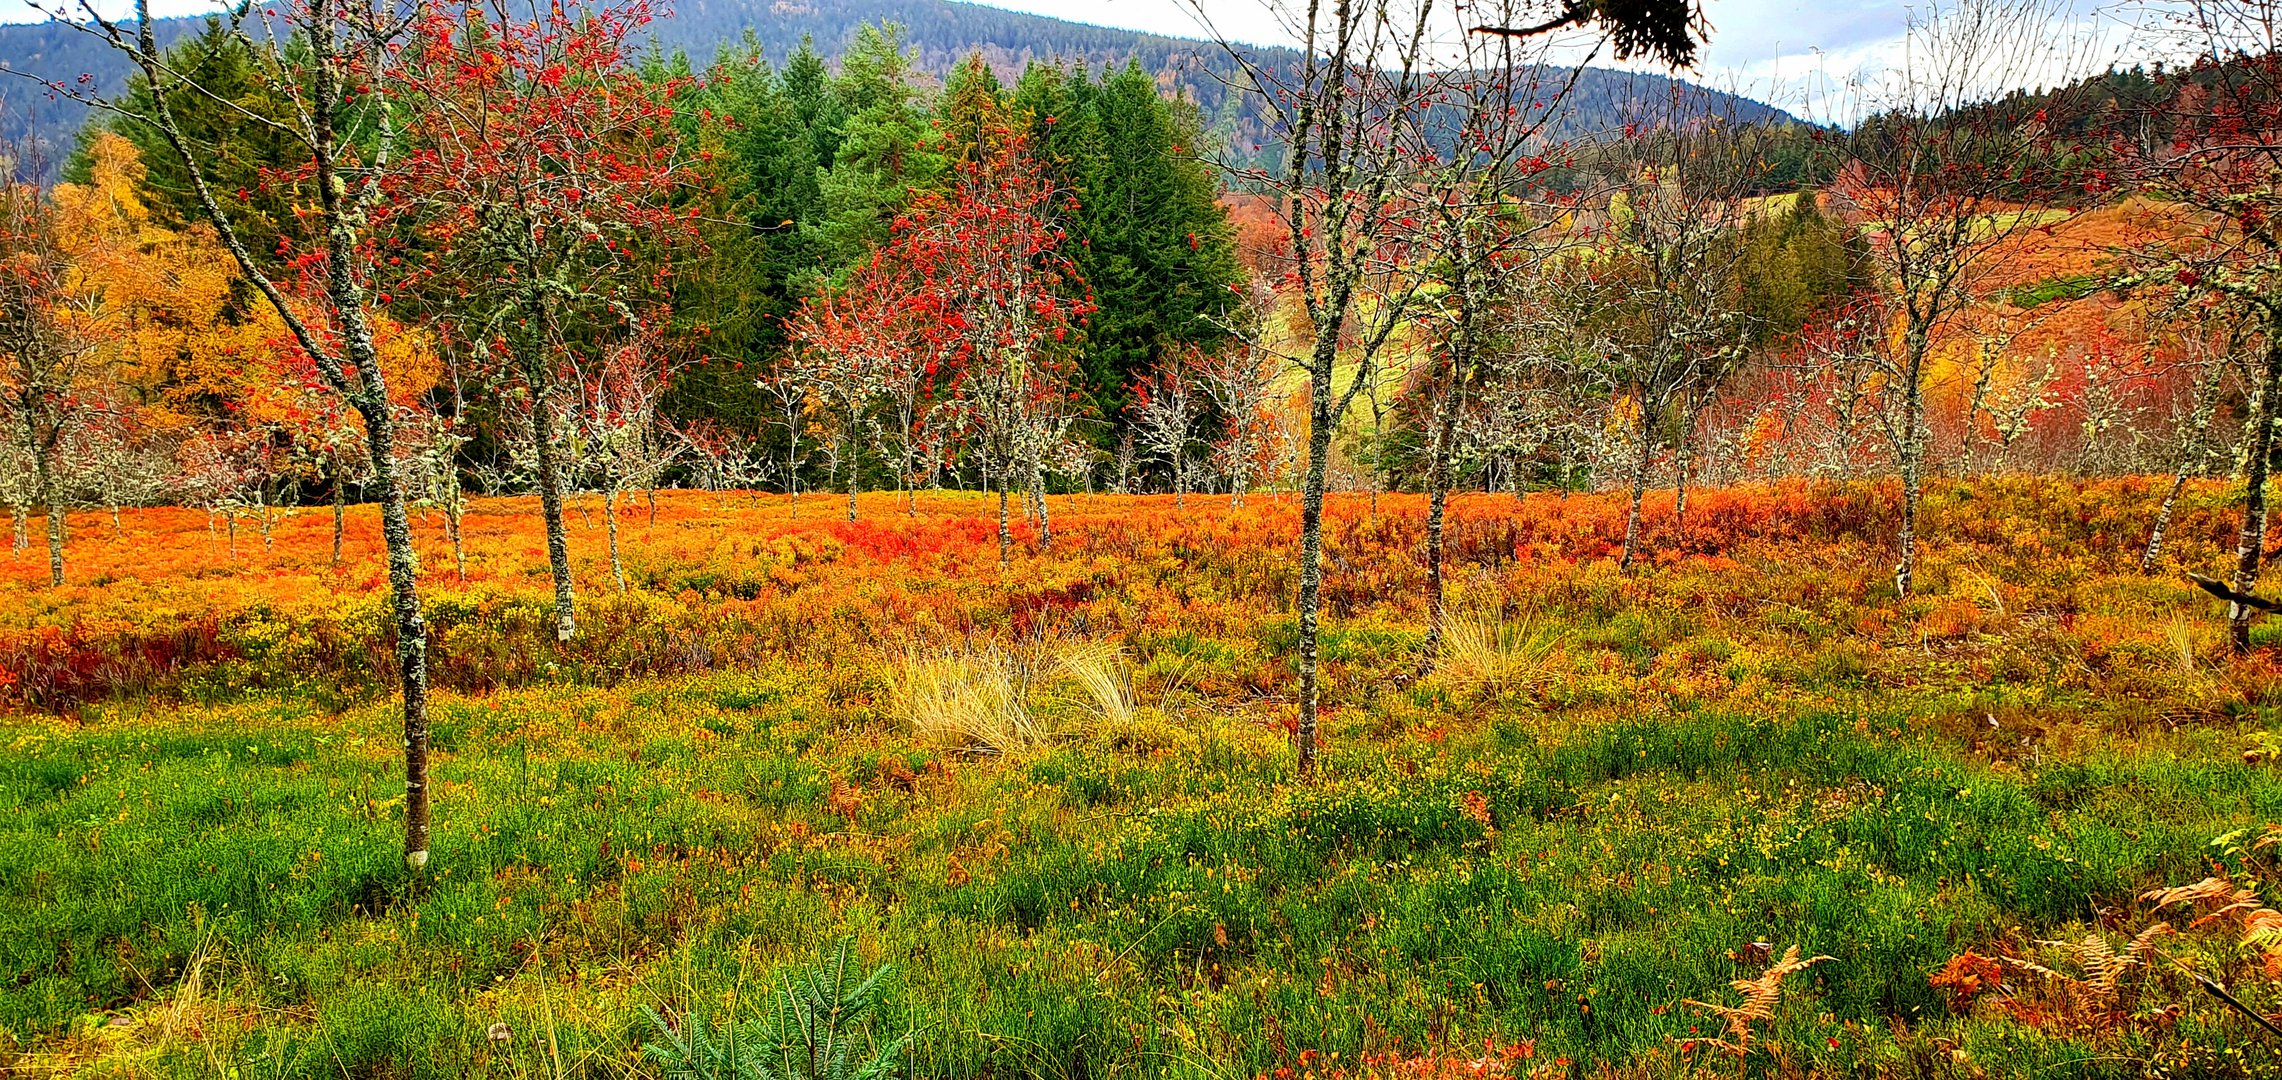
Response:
[1057,642,1135,725]
[889,647,1042,753]
[1435,607,1564,690]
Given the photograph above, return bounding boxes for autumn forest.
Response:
[6,0,2282,1075]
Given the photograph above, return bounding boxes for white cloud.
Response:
[0,0,2160,124]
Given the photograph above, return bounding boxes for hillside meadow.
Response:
[5,479,2282,1078]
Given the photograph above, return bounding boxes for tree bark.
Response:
[2145,365,2225,574]
[446,473,466,582]
[1294,374,1337,781]
[332,453,347,568]
[1896,346,1927,599]
[2230,331,2282,654]
[605,482,627,592]
[1619,404,1653,571]
[1674,392,1697,549]
[2145,470,2193,576]
[997,472,1012,566]
[1032,459,1052,549]
[530,392,577,641]
[35,453,62,586]
[1415,351,1465,679]
[365,403,432,872]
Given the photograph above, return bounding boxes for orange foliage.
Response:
[0,475,2269,711]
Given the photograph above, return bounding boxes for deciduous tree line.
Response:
[13,0,2282,853]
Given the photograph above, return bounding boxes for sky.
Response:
[0,0,2158,121]
[967,0,2156,120]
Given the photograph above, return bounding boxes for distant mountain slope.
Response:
[0,0,1801,168]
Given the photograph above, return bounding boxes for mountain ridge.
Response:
[0,0,1803,168]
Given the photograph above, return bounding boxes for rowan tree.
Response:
[0,148,107,587]
[388,0,698,642]
[1392,16,1602,675]
[1580,112,1773,570]
[1188,0,1705,775]
[20,0,530,872]
[786,255,911,521]
[893,124,1090,563]
[2116,0,2282,648]
[1827,0,2103,598]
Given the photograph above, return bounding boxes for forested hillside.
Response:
[0,0,1797,161]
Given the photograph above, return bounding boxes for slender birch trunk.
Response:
[2230,330,2282,654]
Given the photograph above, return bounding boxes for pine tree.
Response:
[809,24,944,274]
[1069,63,1242,437]
[77,19,302,280]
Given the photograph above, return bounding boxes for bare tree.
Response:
[1189,0,1702,774]
[2120,0,2282,648]
[1196,287,1283,507]
[1131,346,1208,506]
[1827,0,2101,597]
[21,0,442,869]
[0,159,106,587]
[570,325,678,591]
[2143,313,2246,571]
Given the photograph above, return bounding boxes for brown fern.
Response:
[2144,877,2266,930]
[1683,944,1832,1058]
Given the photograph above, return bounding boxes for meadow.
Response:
[5,479,2282,1078]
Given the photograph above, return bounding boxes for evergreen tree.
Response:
[1066,62,1242,432]
[74,19,303,279]
[667,39,831,431]
[809,24,944,274]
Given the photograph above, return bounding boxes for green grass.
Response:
[6,652,2281,1076]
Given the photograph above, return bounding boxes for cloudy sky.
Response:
[966,0,2154,119]
[0,0,2155,120]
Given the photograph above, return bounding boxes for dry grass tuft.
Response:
[890,647,1043,754]
[1058,642,1136,725]
[1436,608,1564,689]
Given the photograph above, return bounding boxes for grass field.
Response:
[5,479,2282,1078]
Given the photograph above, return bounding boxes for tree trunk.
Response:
[2230,333,2282,654]
[12,499,26,553]
[35,454,62,587]
[1294,378,1337,781]
[646,485,658,525]
[258,483,274,552]
[2145,469,2193,576]
[363,403,433,873]
[605,482,626,593]
[997,472,1012,567]
[333,454,347,568]
[1415,358,1465,679]
[846,433,859,523]
[1619,406,1653,572]
[2145,366,2224,574]
[530,393,577,642]
[1896,355,1927,599]
[1674,392,1697,550]
[446,474,466,583]
[1032,460,1051,549]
